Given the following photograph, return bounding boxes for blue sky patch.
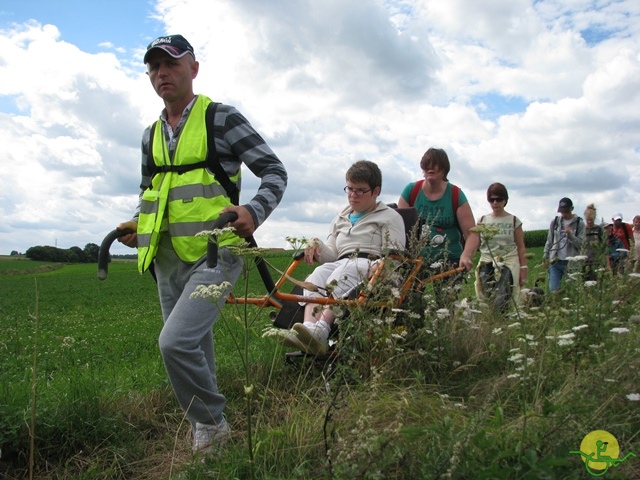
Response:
[471,93,529,121]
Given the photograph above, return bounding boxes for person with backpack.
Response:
[542,197,586,292]
[604,223,627,275]
[474,183,527,313]
[582,203,604,281]
[115,35,287,455]
[611,213,633,272]
[397,147,479,307]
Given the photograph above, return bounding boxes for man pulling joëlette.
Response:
[116,34,287,454]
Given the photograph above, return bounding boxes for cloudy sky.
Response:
[1,0,639,256]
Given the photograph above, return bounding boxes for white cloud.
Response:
[1,0,639,257]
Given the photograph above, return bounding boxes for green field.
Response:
[1,249,639,479]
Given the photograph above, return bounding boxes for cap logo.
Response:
[151,37,173,48]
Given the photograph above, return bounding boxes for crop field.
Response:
[0,248,639,479]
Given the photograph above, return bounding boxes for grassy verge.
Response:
[0,249,639,479]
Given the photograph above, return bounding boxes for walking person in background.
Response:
[542,198,585,292]
[115,35,287,454]
[611,213,633,273]
[397,147,479,307]
[633,215,640,273]
[582,204,603,281]
[474,183,527,313]
[604,223,627,275]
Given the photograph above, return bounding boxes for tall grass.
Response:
[1,248,639,479]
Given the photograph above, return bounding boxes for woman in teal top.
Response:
[397,147,479,306]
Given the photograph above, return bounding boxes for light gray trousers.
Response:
[154,235,243,428]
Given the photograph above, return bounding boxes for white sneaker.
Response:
[193,419,231,454]
[279,328,306,351]
[293,322,329,355]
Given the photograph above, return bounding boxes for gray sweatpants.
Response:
[154,235,243,428]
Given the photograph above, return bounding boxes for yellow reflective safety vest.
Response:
[137,95,242,273]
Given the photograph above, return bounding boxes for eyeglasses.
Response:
[344,186,371,196]
[488,197,505,203]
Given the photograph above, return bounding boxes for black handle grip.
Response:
[97,228,134,280]
[206,212,238,268]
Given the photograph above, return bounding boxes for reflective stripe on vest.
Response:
[137,95,242,272]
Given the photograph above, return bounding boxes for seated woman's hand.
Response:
[304,238,321,265]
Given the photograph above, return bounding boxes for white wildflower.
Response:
[626,393,640,401]
[508,353,524,363]
[610,327,630,334]
[628,273,640,279]
[572,324,589,331]
[455,298,470,309]
[583,281,597,288]
[604,378,616,383]
[558,333,576,340]
[190,282,233,301]
[430,262,443,269]
[568,255,588,262]
[196,226,237,237]
[557,339,574,347]
[492,328,503,335]
[436,308,450,318]
[507,322,521,329]
[262,327,297,339]
[507,373,521,379]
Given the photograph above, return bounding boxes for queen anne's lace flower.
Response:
[610,327,630,334]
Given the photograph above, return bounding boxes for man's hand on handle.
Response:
[117,221,138,248]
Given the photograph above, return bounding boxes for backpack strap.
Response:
[145,102,239,205]
[624,223,632,245]
[204,103,240,205]
[409,179,424,207]
[451,184,460,214]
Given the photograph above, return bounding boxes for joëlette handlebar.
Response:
[97,228,134,280]
[97,212,239,280]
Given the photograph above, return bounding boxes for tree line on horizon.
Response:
[14,228,549,264]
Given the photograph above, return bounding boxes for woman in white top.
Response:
[474,183,527,312]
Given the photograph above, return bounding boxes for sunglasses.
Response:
[488,197,505,203]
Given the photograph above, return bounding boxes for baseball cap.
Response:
[144,35,195,64]
[557,197,573,213]
[612,213,623,221]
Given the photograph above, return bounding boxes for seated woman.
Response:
[280,160,406,355]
